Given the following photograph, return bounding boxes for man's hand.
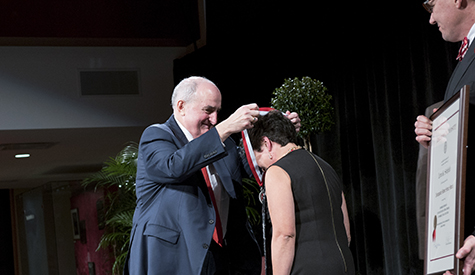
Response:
[285,111,301,132]
[443,235,475,275]
[215,103,260,142]
[458,235,475,275]
[415,108,438,149]
[414,115,433,149]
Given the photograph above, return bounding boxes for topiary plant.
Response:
[271,76,334,151]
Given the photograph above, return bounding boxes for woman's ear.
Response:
[263,136,273,151]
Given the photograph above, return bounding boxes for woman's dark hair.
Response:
[248,110,299,152]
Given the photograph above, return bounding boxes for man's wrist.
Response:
[215,122,231,142]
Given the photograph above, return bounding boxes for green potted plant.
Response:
[271,76,334,152]
[82,142,138,275]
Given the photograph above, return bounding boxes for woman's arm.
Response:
[265,166,296,275]
[341,192,351,246]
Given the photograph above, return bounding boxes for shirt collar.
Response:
[175,117,194,142]
[466,23,475,47]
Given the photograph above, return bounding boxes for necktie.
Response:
[201,167,224,247]
[456,37,469,61]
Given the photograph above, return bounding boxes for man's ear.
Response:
[176,100,186,115]
[455,0,467,9]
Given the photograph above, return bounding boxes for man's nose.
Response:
[210,112,218,125]
[429,14,436,25]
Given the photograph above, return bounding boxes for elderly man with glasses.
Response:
[415,0,475,274]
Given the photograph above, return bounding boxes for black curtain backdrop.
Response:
[174,1,462,274]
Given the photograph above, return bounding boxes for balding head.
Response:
[171,76,217,111]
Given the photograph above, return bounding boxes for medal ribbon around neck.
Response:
[241,107,275,187]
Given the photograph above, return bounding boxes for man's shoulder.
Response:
[142,116,177,136]
[147,123,173,135]
[140,123,173,141]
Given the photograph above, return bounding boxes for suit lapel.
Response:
[163,115,217,205]
[446,42,475,99]
[166,115,188,148]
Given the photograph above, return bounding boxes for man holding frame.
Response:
[415,0,475,274]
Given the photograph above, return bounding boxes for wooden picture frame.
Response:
[424,86,470,275]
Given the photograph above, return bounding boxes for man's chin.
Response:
[200,125,213,134]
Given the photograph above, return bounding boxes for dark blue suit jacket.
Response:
[445,40,475,104]
[125,115,261,274]
[444,41,475,237]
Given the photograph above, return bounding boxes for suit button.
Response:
[202,243,209,249]
[209,219,214,224]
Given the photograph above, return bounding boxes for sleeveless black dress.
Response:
[265,149,355,274]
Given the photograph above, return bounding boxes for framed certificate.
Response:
[424,86,470,275]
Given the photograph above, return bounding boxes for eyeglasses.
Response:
[423,0,435,13]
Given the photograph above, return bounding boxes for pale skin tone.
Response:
[416,0,475,274]
[174,80,259,141]
[255,138,350,274]
[266,162,296,275]
[427,0,475,42]
[174,79,301,141]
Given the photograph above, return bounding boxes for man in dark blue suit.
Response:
[415,0,475,274]
[124,76,300,274]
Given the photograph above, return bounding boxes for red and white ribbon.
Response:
[241,107,275,186]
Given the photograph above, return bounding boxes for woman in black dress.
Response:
[248,111,355,275]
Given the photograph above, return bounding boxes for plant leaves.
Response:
[271,76,334,141]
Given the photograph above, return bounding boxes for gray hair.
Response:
[171,76,215,110]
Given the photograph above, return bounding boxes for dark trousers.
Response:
[201,241,231,275]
